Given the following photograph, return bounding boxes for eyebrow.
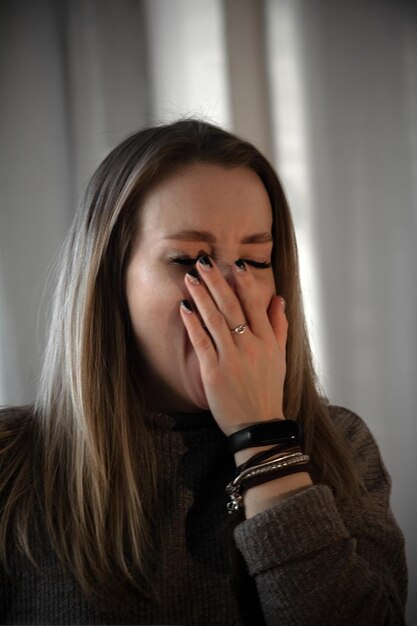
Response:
[163,229,273,244]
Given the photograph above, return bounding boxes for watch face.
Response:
[250,420,301,442]
[229,420,303,453]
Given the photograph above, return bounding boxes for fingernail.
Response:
[234,259,247,272]
[180,299,193,313]
[186,268,200,284]
[280,297,286,311]
[198,255,213,270]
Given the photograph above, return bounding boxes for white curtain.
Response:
[266,6,417,620]
[1,0,416,620]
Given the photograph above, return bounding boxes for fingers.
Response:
[182,257,237,353]
[179,254,284,354]
[193,255,273,339]
[196,256,247,330]
[231,259,273,337]
[179,299,218,370]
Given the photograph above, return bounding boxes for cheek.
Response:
[125,265,188,336]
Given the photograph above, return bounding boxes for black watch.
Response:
[228,419,303,453]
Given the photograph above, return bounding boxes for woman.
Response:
[0,120,407,625]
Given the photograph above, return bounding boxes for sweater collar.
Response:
[146,409,217,431]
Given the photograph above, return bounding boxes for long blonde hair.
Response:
[0,119,364,600]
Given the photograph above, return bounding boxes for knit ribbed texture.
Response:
[234,408,408,625]
[0,406,407,625]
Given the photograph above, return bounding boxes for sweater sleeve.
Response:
[233,408,408,626]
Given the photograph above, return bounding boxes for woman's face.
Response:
[125,162,276,413]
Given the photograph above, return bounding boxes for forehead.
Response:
[139,162,273,238]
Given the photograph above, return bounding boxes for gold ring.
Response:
[230,324,247,334]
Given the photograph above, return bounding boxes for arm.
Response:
[178,259,407,623]
[233,409,408,625]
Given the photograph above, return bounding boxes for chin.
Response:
[184,380,210,412]
[183,366,210,412]
[194,395,210,411]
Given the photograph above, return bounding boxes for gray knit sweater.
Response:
[0,406,407,625]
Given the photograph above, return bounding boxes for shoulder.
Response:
[327,404,373,443]
[326,404,391,492]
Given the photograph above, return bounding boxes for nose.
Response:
[216,259,238,293]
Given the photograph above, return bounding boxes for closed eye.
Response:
[244,259,272,269]
[170,256,198,266]
[169,256,271,269]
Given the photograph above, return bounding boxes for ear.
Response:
[267,295,288,356]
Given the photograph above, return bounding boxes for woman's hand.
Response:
[179,255,288,436]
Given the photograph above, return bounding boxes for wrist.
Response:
[243,472,313,517]
[234,443,278,467]
[226,420,310,515]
